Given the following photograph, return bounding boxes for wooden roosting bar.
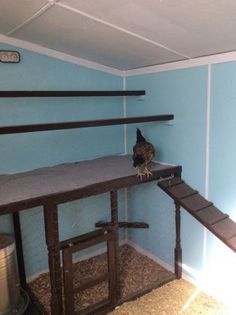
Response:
[0,90,181,315]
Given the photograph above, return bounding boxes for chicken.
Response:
[132,128,155,180]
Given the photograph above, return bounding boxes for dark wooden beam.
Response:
[95,221,149,229]
[43,203,63,315]
[59,228,108,250]
[74,273,109,293]
[12,212,27,288]
[0,90,145,98]
[0,114,174,134]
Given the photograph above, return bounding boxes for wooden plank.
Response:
[67,233,110,253]
[196,206,229,226]
[159,177,236,254]
[59,228,107,250]
[211,218,236,240]
[0,90,145,98]
[158,177,183,189]
[180,194,212,212]
[227,236,236,252]
[166,183,197,200]
[0,115,174,134]
[74,273,109,293]
[95,221,149,229]
[0,167,181,214]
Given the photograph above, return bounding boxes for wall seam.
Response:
[202,64,212,270]
[205,64,211,199]
[123,76,128,241]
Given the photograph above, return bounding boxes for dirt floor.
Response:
[109,278,230,315]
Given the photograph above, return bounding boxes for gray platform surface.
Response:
[0,155,177,209]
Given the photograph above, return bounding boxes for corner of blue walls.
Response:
[126,66,208,272]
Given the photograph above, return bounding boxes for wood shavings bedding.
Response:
[110,279,230,315]
[29,244,174,314]
[28,245,229,314]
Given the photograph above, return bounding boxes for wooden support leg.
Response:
[175,202,182,279]
[44,203,63,315]
[63,248,74,315]
[12,212,27,288]
[107,227,118,307]
[110,190,120,302]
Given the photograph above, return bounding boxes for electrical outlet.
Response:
[0,51,20,63]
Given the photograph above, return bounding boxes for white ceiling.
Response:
[1,0,236,70]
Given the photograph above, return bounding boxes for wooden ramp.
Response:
[158,177,236,253]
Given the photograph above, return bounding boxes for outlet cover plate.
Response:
[0,51,20,63]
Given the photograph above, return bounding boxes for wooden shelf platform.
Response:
[0,155,181,214]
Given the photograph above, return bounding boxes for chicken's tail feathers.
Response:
[136,128,146,143]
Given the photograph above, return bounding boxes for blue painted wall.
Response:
[126,62,236,295]
[204,62,236,299]
[0,44,125,276]
[209,62,236,219]
[0,45,124,173]
[126,67,208,276]
[207,62,236,262]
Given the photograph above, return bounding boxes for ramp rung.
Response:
[180,194,212,212]
[75,272,109,292]
[158,177,236,253]
[227,236,236,251]
[197,206,229,226]
[158,177,183,188]
[211,218,236,241]
[164,182,198,200]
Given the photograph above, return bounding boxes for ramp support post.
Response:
[175,202,182,279]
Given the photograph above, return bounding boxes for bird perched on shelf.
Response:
[132,128,155,180]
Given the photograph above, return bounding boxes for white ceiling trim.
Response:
[56,2,190,60]
[2,31,236,78]
[0,34,123,76]
[6,3,54,36]
[125,50,236,76]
